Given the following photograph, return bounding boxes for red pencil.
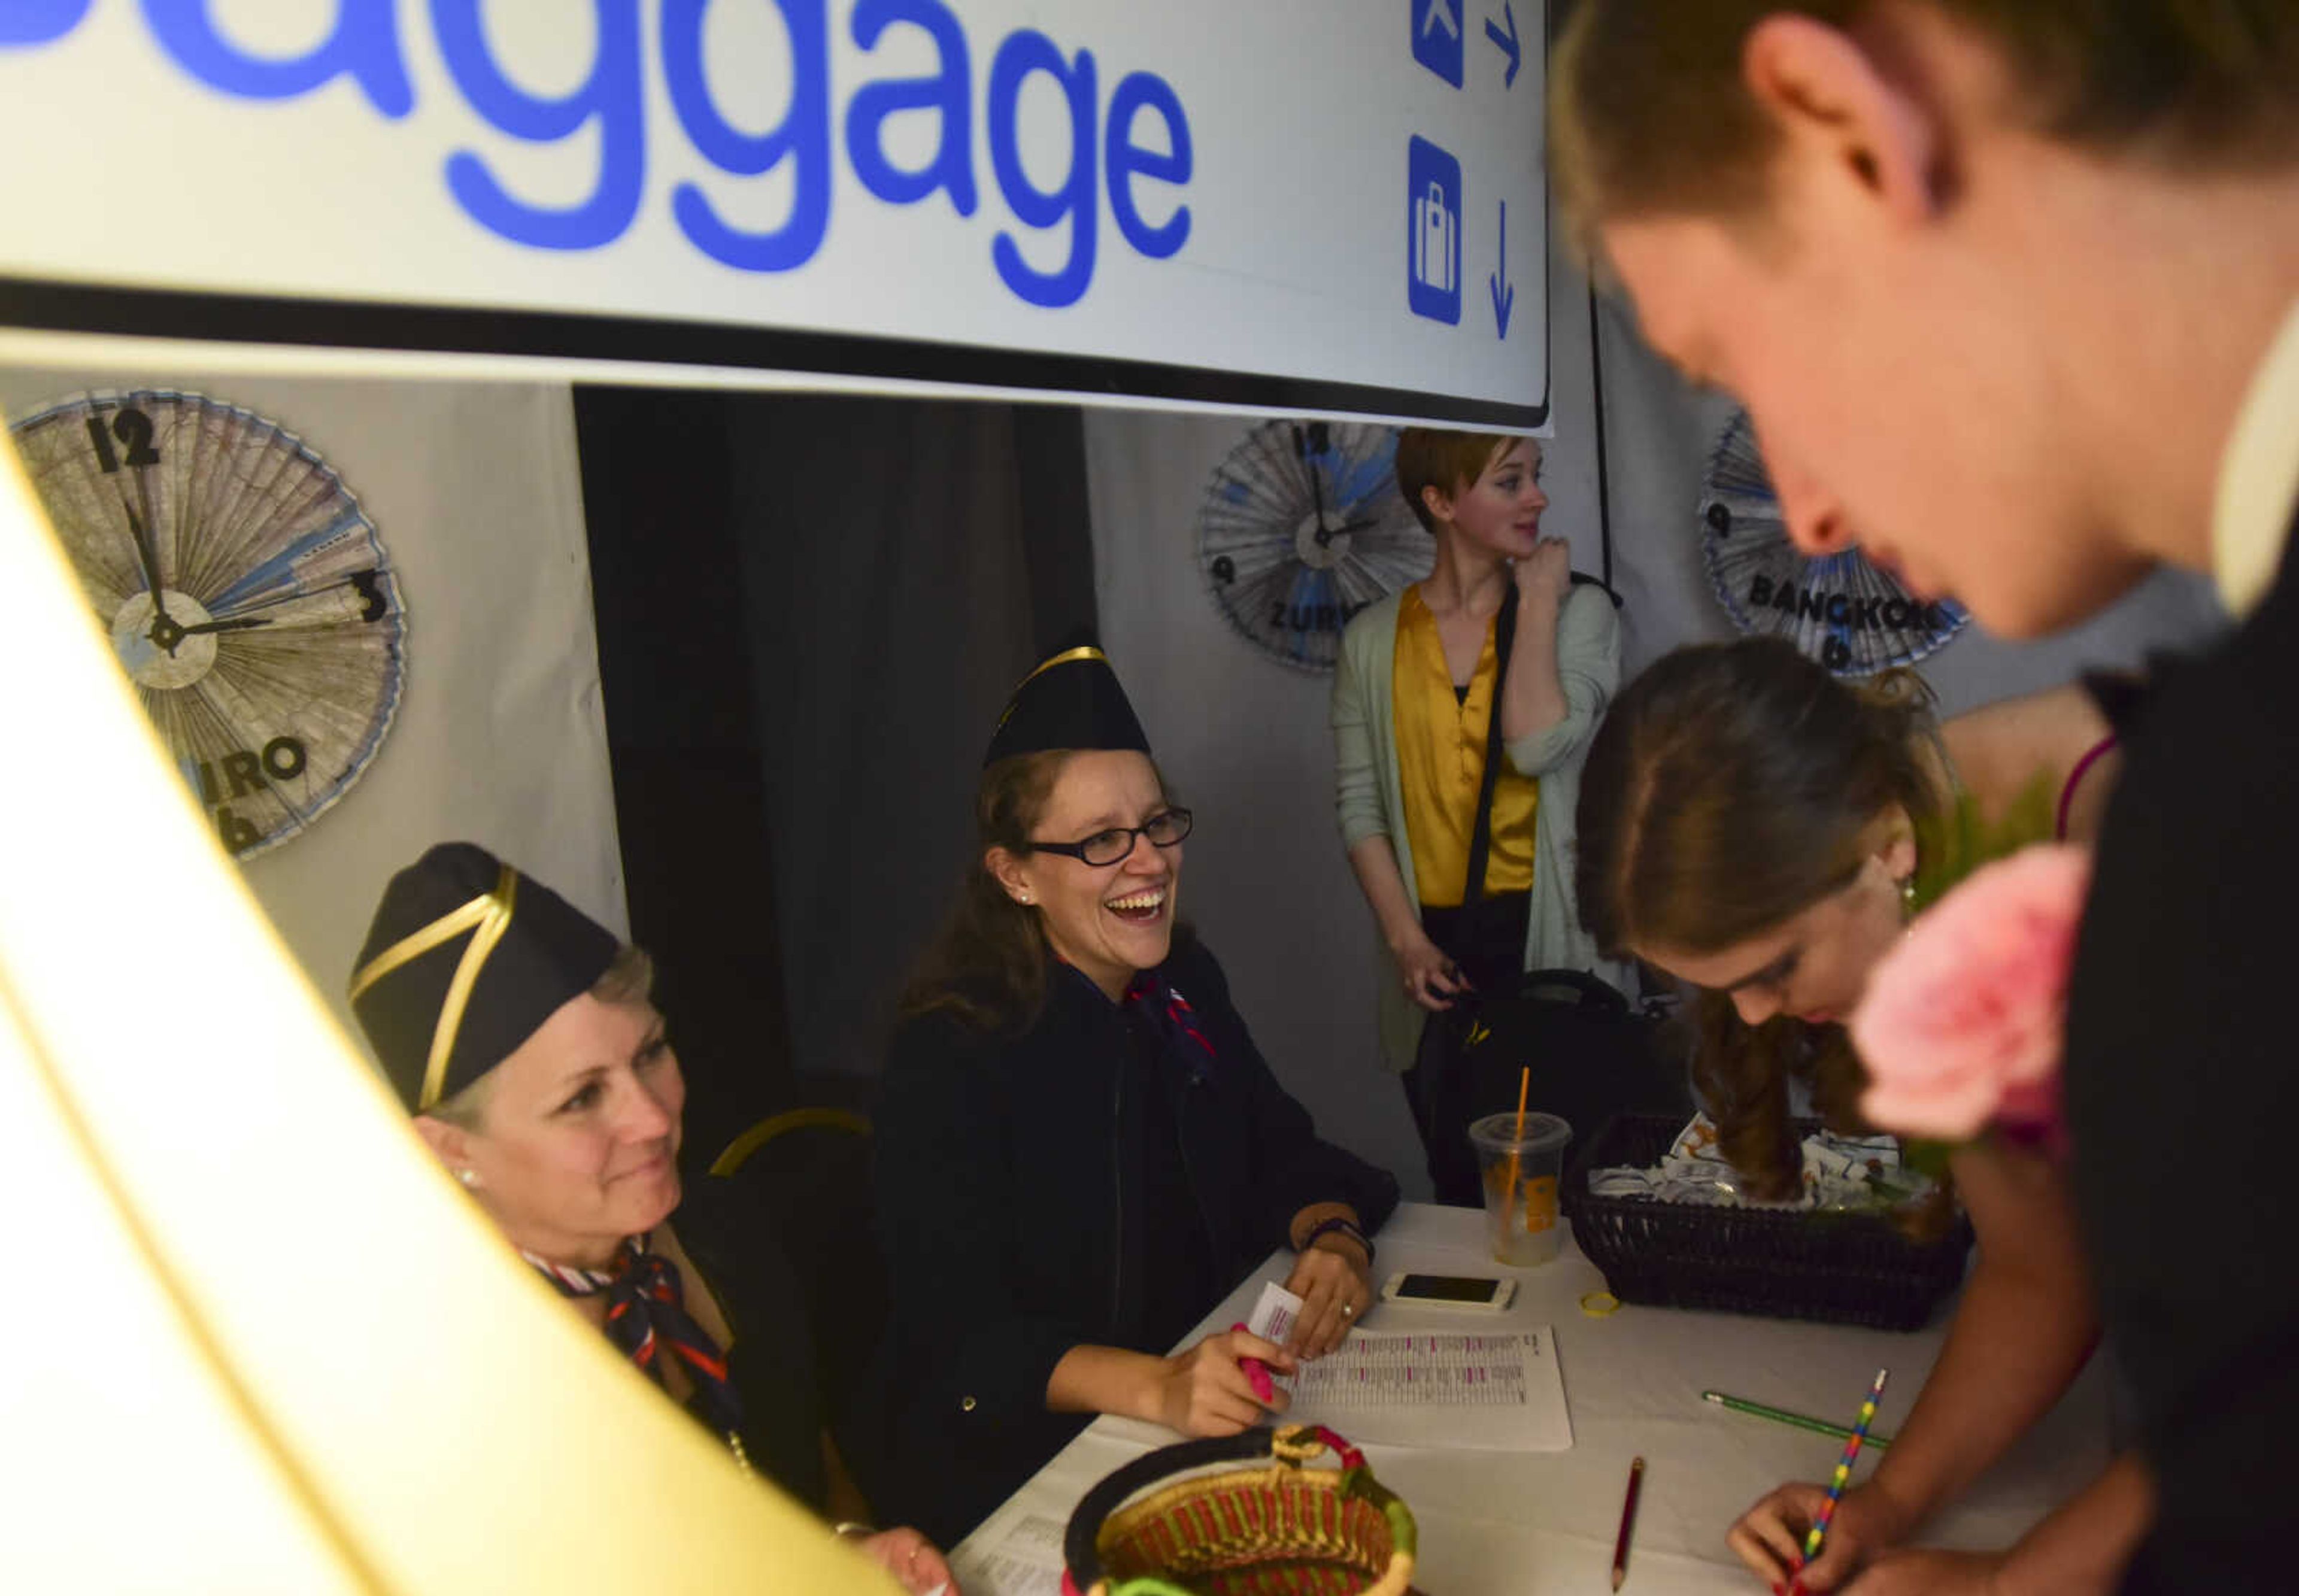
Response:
[1612,1456,1645,1591]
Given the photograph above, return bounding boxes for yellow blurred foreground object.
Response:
[0,432,896,1592]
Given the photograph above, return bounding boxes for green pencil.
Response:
[1703,1389,1894,1451]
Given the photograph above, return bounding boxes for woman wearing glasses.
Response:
[857,638,1399,1544]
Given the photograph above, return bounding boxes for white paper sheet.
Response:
[1245,1279,1305,1344]
[947,1512,1066,1596]
[1281,1327,1573,1452]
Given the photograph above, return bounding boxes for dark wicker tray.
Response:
[1565,1114,1974,1331]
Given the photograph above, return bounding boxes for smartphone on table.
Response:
[1379,1272,1516,1310]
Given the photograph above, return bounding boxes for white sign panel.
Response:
[0,1,1546,427]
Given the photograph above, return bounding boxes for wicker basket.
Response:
[1566,1113,1974,1331]
[1061,1424,1419,1596]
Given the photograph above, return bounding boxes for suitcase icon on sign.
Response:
[1415,181,1455,294]
[1407,136,1463,324]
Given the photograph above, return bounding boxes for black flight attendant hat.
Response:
[982,630,1152,766]
[348,842,620,1115]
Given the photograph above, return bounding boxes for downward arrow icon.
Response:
[1490,200,1515,338]
[1484,2,1521,89]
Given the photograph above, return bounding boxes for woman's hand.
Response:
[1728,1480,1913,1592]
[857,1527,962,1596]
[1154,1329,1294,1436]
[1280,1238,1374,1359]
[1391,926,1470,1012]
[1511,536,1572,616]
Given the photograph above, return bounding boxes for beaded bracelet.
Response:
[1299,1215,1373,1266]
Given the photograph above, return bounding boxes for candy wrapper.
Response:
[1587,1112,1937,1212]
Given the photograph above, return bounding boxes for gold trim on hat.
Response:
[996,645,1109,732]
[1018,644,1107,686]
[348,864,520,1112]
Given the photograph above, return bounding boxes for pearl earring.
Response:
[457,1167,480,1188]
[1018,891,1032,904]
[1900,876,1917,912]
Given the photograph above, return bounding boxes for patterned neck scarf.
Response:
[1122,968,1220,1084]
[524,1233,745,1443]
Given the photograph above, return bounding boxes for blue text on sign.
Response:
[5,1,1196,311]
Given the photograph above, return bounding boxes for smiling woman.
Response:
[856,637,1399,1545]
[347,842,956,1595]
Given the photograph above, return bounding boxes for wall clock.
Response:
[1197,420,1431,672]
[1699,408,1964,676]
[9,390,406,858]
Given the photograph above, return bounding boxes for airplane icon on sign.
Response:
[1412,0,1464,86]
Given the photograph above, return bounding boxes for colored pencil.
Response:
[1610,1455,1645,1591]
[1703,1390,1894,1450]
[1800,1369,1889,1568]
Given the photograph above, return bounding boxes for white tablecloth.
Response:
[952,1203,2112,1594]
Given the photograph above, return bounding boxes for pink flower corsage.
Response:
[1849,844,2091,1155]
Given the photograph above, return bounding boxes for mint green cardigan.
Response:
[1332,583,1633,1072]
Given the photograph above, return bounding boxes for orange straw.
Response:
[1502,1066,1531,1228]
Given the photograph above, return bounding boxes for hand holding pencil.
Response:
[1152,1328,1294,1437]
[1788,1368,1889,1596]
[1728,1480,1912,1595]
[1725,1370,1903,1593]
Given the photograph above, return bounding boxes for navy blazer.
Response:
[854,933,1399,1543]
[2067,503,2299,1592]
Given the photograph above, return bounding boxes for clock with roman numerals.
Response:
[9,389,406,858]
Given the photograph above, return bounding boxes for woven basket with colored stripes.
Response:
[1061,1424,1420,1596]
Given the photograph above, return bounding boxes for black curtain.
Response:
[577,389,1095,1164]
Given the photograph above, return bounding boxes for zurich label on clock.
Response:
[10,390,407,858]
[1198,418,1431,672]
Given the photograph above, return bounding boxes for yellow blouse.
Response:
[1392,587,1536,907]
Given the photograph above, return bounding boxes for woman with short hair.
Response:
[1333,427,1628,1198]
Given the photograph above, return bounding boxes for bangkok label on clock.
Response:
[10,390,406,858]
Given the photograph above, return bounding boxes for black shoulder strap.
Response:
[1461,581,1520,909]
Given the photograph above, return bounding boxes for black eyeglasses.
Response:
[1029,807,1193,867]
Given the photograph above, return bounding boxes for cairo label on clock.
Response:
[10,390,407,858]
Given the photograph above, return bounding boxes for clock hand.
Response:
[1293,422,1339,544]
[146,605,186,656]
[124,501,164,597]
[176,617,273,638]
[124,504,187,656]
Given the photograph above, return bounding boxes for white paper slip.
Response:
[1245,1280,1306,1345]
[948,1512,1066,1596]
[1282,1327,1572,1452]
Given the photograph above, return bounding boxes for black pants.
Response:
[1399,891,1529,1204]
